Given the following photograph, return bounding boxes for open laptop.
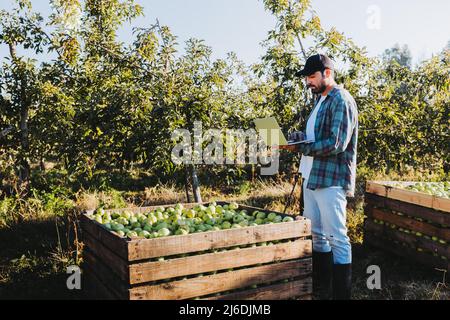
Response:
[253,117,314,146]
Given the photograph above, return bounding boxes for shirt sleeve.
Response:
[298,97,355,158]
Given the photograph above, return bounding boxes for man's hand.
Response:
[288,131,306,142]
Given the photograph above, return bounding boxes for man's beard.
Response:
[309,82,327,94]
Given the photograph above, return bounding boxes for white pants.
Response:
[303,180,352,264]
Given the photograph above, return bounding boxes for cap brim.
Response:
[296,68,311,77]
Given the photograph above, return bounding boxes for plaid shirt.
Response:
[297,86,358,197]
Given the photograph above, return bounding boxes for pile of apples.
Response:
[87,202,295,239]
[392,182,450,198]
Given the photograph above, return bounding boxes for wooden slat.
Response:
[83,231,130,282]
[364,233,449,272]
[366,181,450,213]
[83,249,130,300]
[129,258,312,300]
[203,278,312,300]
[365,220,448,258]
[129,239,312,284]
[365,206,450,241]
[365,193,450,226]
[83,269,119,300]
[127,219,310,261]
[79,214,129,259]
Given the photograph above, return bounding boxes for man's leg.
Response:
[303,181,333,300]
[315,187,352,300]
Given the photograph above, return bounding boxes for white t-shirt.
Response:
[299,95,327,181]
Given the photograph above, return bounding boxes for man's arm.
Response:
[298,98,355,157]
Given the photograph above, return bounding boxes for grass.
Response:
[0,173,448,300]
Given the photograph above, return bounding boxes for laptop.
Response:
[253,117,314,146]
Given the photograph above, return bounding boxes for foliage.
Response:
[0,0,448,196]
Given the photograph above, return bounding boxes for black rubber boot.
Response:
[332,263,352,300]
[312,251,333,300]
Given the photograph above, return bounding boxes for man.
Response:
[281,54,358,300]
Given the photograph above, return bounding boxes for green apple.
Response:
[116,217,129,226]
[273,215,283,223]
[131,222,141,229]
[254,218,264,225]
[111,223,124,232]
[138,230,150,238]
[121,211,132,220]
[155,222,169,231]
[221,221,232,229]
[283,216,294,223]
[267,212,277,221]
[175,229,189,235]
[239,220,249,227]
[223,211,234,221]
[115,230,125,237]
[127,231,138,238]
[146,216,157,225]
[229,202,239,210]
[158,228,171,237]
[196,224,207,232]
[185,209,196,218]
[206,206,216,215]
[256,212,266,220]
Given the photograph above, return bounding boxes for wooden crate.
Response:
[364,181,450,272]
[80,202,312,300]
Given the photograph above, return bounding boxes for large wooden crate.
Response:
[364,181,450,272]
[80,202,312,300]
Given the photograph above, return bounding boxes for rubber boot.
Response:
[332,263,352,300]
[312,251,333,300]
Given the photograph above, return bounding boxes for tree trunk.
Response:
[184,166,191,203]
[18,81,31,196]
[9,42,31,196]
[191,165,202,203]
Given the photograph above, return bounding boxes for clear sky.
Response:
[1,0,449,65]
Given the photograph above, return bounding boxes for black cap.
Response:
[296,54,334,77]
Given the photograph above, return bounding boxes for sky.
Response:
[0,0,449,66]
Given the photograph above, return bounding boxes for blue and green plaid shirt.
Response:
[297,86,358,197]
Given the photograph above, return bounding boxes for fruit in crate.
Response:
[90,202,297,239]
[391,182,450,198]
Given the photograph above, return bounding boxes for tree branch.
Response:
[0,126,14,138]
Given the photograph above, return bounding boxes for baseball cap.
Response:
[296,54,334,77]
